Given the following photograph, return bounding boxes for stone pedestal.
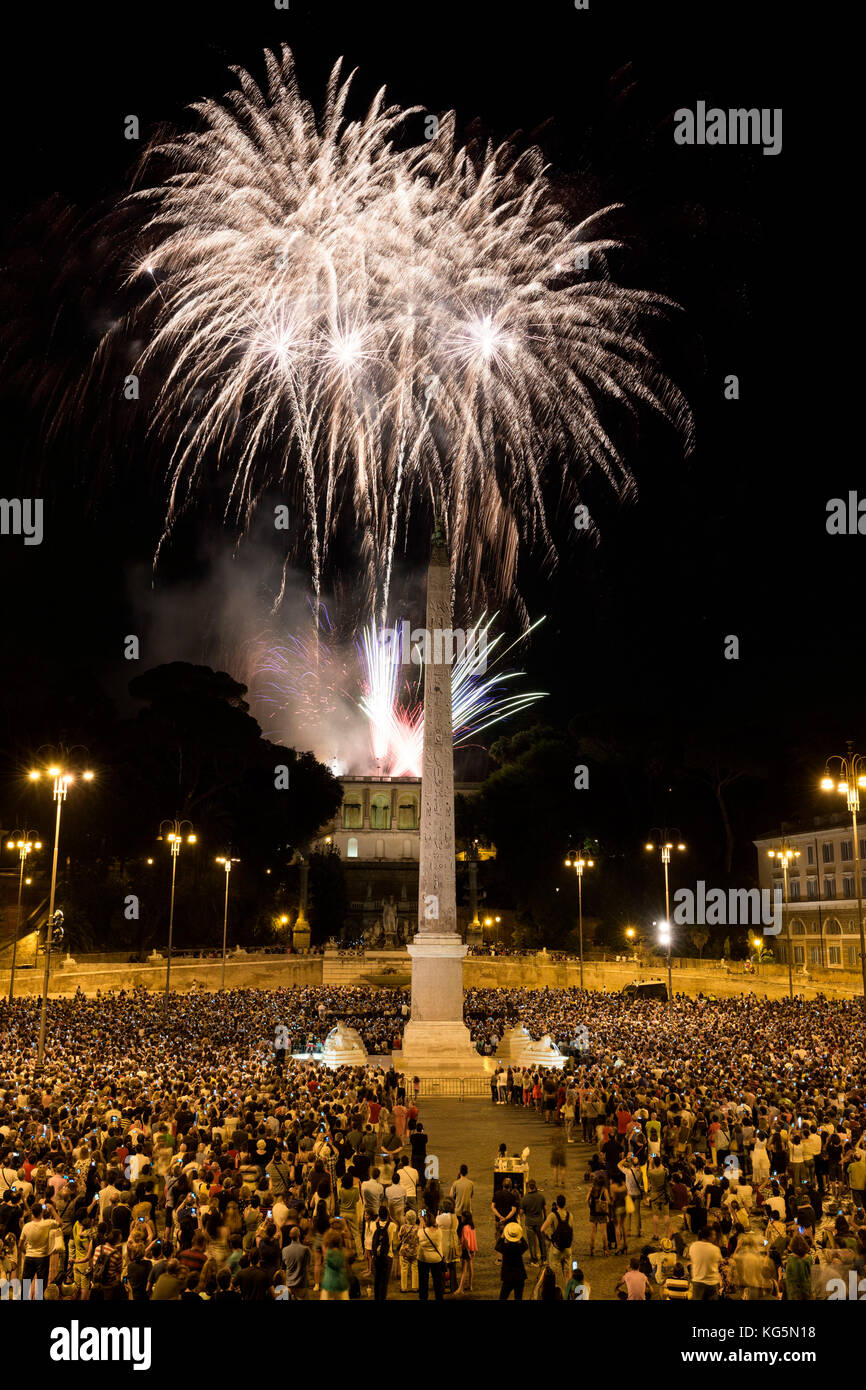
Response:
[499,1026,566,1070]
[321,1022,368,1070]
[400,934,484,1076]
[292,908,310,953]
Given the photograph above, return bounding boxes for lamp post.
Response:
[215,855,240,990]
[821,745,866,1010]
[158,819,196,1016]
[657,919,673,1015]
[751,935,763,978]
[645,831,686,934]
[28,762,94,1068]
[5,831,42,1002]
[564,849,595,989]
[767,843,800,999]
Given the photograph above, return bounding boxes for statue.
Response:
[383,896,397,946]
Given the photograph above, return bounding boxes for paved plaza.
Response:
[367,1095,635,1300]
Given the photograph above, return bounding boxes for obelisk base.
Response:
[399,934,487,1077]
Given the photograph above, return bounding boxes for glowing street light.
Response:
[821,745,866,1009]
[565,846,595,989]
[5,831,42,1002]
[768,843,800,998]
[215,855,241,989]
[28,755,94,1067]
[158,819,196,1015]
[646,829,686,942]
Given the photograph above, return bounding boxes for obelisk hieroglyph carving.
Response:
[417,515,457,936]
[400,520,485,1075]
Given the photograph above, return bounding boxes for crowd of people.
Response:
[0,984,863,1300]
[478,988,866,1299]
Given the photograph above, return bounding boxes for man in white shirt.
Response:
[397,1159,419,1213]
[689,1230,723,1299]
[361,1170,385,1219]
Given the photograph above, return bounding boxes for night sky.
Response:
[0,3,846,884]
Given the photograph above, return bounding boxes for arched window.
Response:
[398,798,418,830]
[347,837,358,859]
[342,798,362,830]
[371,793,391,830]
[825,918,842,934]
[790,919,806,935]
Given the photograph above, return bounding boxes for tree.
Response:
[307,844,349,944]
[688,927,710,961]
[55,663,342,950]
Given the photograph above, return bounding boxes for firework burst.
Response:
[102,46,690,621]
[357,614,547,775]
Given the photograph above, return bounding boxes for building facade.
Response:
[314,775,482,942]
[754,814,866,969]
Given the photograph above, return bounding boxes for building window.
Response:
[841,840,853,861]
[822,842,834,863]
[806,878,818,900]
[861,838,866,860]
[825,918,842,935]
[828,945,842,966]
[403,837,413,860]
[794,945,805,964]
[347,837,358,859]
[807,845,814,865]
[342,800,363,830]
[370,794,391,830]
[397,800,418,830]
[788,878,801,900]
[848,946,858,966]
[375,837,385,859]
[823,876,836,899]
[790,919,806,935]
[809,946,821,965]
[843,875,855,898]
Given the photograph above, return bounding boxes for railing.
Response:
[417,1076,490,1099]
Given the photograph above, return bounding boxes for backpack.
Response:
[551,1209,573,1251]
[371,1222,391,1260]
[91,1247,113,1288]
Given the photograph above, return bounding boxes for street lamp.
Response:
[657,919,673,1014]
[821,745,866,1009]
[767,843,800,998]
[5,831,42,1002]
[215,855,240,989]
[28,759,94,1067]
[158,819,196,1015]
[645,830,686,932]
[564,850,595,989]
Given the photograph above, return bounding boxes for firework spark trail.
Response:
[356,620,403,765]
[107,46,691,617]
[356,614,547,775]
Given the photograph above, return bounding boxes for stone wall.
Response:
[1,947,860,1003]
[1,954,323,998]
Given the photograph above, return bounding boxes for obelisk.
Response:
[399,519,485,1076]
